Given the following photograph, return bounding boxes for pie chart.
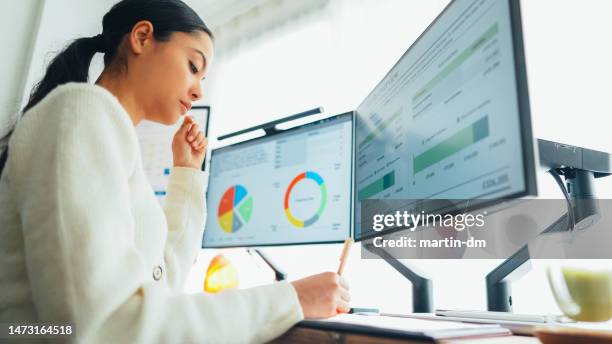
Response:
[218,185,253,234]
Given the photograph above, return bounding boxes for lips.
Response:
[180,101,192,113]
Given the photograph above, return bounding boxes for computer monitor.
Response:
[137,106,210,205]
[354,0,537,241]
[202,112,353,248]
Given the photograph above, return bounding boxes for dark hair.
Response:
[0,0,212,175]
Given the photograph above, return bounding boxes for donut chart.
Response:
[218,185,253,233]
[284,171,327,228]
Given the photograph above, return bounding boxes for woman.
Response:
[0,0,350,342]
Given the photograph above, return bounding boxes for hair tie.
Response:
[92,34,107,53]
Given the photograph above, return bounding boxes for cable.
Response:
[549,169,575,231]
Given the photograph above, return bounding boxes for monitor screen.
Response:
[354,0,536,241]
[202,113,353,248]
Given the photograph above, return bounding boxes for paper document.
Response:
[301,314,511,340]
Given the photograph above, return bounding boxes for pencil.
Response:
[337,237,353,275]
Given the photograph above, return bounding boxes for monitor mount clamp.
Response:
[486,139,612,312]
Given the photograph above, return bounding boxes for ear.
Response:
[128,20,154,55]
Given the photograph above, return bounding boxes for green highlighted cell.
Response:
[413,116,489,174]
[413,23,499,104]
[358,171,396,200]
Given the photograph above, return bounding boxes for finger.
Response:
[196,137,208,150]
[339,288,351,303]
[193,138,205,151]
[191,132,205,147]
[178,116,194,135]
[187,123,199,136]
[336,299,350,314]
[338,276,350,290]
[200,137,208,149]
[187,124,200,142]
[192,138,204,149]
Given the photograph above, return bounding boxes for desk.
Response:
[272,325,542,344]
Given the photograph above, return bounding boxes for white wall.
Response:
[21,0,117,108]
[523,0,612,201]
[0,0,43,148]
[523,0,612,155]
[0,0,117,150]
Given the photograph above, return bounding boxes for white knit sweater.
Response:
[0,83,303,343]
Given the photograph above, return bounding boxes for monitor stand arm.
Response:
[486,214,567,311]
[364,244,433,313]
[247,248,288,281]
[486,138,612,312]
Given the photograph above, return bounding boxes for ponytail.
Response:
[23,35,105,113]
[0,35,105,175]
[0,0,212,176]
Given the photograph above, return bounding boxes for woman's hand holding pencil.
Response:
[290,238,353,318]
[291,272,351,318]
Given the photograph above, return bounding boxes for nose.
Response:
[190,81,202,102]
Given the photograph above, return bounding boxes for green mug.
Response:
[547,265,612,322]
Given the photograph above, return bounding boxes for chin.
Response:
[164,114,181,126]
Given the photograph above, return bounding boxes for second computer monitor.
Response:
[202,112,353,248]
[354,0,537,241]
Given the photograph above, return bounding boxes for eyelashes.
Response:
[189,61,199,74]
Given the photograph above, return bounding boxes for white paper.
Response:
[314,313,501,332]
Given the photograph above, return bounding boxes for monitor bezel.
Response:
[202,111,354,248]
[353,0,538,242]
[191,105,211,171]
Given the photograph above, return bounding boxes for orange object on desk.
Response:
[204,254,239,293]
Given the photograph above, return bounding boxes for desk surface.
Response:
[272,326,541,344]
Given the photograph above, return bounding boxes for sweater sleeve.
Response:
[9,87,303,343]
[162,166,207,292]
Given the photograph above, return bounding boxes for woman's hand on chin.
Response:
[172,116,207,169]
